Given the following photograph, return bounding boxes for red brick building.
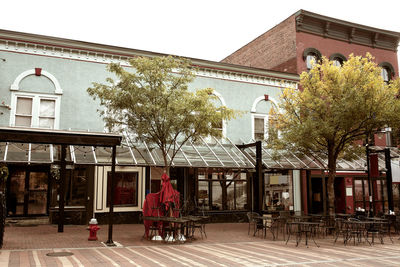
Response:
[223,10,399,80]
[223,10,400,215]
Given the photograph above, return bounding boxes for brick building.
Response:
[223,9,399,80]
[224,10,400,215]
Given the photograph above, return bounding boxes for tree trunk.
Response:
[220,179,228,210]
[327,155,337,215]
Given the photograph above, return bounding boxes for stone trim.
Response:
[0,38,298,89]
[10,68,63,94]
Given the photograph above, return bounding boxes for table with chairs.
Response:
[247,211,399,248]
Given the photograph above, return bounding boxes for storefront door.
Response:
[7,166,49,216]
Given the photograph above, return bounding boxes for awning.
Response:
[0,136,254,169]
[2,128,399,172]
[238,141,400,172]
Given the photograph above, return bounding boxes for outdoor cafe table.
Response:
[285,221,320,247]
[143,216,191,242]
[291,215,313,222]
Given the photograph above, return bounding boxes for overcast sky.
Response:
[1,0,399,65]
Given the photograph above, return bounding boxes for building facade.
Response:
[223,9,400,215]
[0,28,303,223]
[1,10,399,223]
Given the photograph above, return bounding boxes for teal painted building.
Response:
[0,29,300,223]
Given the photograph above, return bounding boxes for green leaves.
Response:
[88,56,239,170]
[270,53,400,167]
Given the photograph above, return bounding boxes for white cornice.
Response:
[0,38,298,89]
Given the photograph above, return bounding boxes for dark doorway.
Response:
[7,166,50,216]
[334,177,346,214]
[311,178,323,214]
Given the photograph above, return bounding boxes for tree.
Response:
[268,53,400,215]
[87,56,238,173]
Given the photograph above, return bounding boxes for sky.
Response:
[1,0,399,65]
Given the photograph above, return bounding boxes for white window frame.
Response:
[252,113,268,141]
[10,92,61,129]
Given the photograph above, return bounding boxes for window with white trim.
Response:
[253,114,268,141]
[11,92,60,129]
[381,67,390,83]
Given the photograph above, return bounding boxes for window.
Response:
[15,97,33,127]
[49,166,89,208]
[197,169,247,211]
[211,119,223,138]
[329,53,347,67]
[11,92,60,129]
[306,54,317,69]
[381,67,390,83]
[354,177,387,214]
[253,115,267,141]
[264,171,293,211]
[379,62,394,83]
[107,171,138,206]
[303,48,321,70]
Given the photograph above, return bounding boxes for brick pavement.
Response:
[1,222,400,266]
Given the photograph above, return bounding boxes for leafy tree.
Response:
[88,56,238,173]
[268,53,400,215]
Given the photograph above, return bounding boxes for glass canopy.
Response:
[1,140,398,171]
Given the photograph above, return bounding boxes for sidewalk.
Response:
[2,222,400,266]
[3,222,257,250]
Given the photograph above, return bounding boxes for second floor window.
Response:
[12,93,59,129]
[254,116,267,141]
[381,67,390,83]
[306,54,318,70]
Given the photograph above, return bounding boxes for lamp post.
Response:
[365,140,373,217]
[384,127,394,212]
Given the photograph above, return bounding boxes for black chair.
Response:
[246,211,260,235]
[333,218,348,244]
[320,215,336,237]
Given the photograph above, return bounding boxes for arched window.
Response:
[379,62,395,83]
[207,90,227,141]
[303,48,322,70]
[251,96,279,141]
[10,69,61,129]
[329,53,347,67]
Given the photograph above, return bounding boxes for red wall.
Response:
[345,177,354,214]
[296,32,399,76]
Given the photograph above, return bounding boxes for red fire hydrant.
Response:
[87,218,100,241]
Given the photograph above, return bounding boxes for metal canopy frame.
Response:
[0,127,121,247]
[1,138,255,169]
[237,139,397,172]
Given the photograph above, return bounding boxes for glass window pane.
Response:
[28,172,48,214]
[16,97,32,115]
[6,143,29,161]
[235,181,247,210]
[333,59,342,67]
[212,181,222,210]
[30,144,51,162]
[39,118,54,129]
[198,180,209,210]
[107,172,138,206]
[381,68,389,82]
[354,180,363,201]
[68,168,88,206]
[306,54,316,69]
[15,116,32,127]
[40,99,55,117]
[254,118,264,133]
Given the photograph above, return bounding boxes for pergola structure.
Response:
[0,126,122,246]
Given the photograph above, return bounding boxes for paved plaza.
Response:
[1,222,400,266]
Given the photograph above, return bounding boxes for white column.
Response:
[293,170,301,212]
